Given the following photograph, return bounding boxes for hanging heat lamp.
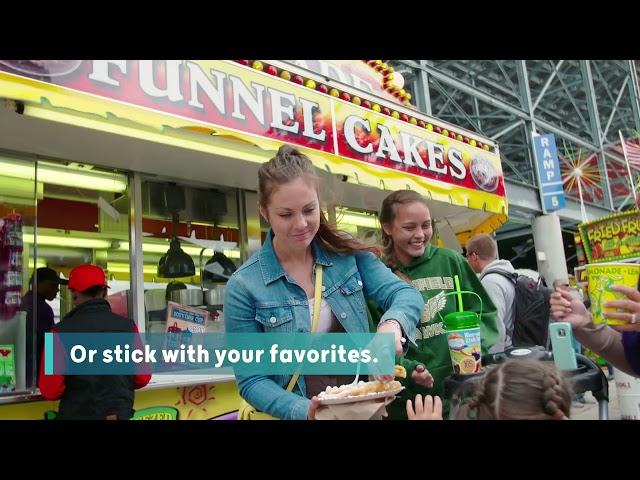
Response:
[157,183,195,278]
[202,250,237,283]
[157,235,195,278]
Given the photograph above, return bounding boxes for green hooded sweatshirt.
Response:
[369,244,498,419]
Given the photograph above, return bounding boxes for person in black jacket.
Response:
[38,264,151,419]
[21,267,67,386]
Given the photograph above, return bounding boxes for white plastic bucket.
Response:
[614,368,640,420]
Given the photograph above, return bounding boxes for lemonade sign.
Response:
[579,210,640,264]
[586,263,640,326]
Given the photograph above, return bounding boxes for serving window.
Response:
[0,151,130,394]
[138,178,242,335]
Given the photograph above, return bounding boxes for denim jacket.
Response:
[224,231,424,420]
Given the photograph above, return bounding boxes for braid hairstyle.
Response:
[541,366,572,419]
[258,144,376,255]
[455,359,572,420]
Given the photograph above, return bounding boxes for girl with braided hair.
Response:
[406,360,572,420]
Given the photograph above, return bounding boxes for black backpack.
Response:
[483,270,553,348]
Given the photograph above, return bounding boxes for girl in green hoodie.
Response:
[370,190,499,419]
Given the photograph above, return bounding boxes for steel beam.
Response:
[581,60,614,210]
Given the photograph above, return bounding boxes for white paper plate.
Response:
[317,387,405,405]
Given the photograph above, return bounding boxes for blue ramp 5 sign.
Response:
[533,133,565,212]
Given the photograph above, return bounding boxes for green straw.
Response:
[454,275,464,312]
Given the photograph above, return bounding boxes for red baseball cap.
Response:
[68,264,110,292]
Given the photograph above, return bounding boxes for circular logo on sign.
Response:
[469,156,499,192]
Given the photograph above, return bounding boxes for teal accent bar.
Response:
[44,333,53,375]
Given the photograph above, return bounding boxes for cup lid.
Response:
[443,310,479,329]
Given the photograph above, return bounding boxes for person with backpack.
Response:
[467,236,553,349]
[370,190,498,419]
[466,234,516,353]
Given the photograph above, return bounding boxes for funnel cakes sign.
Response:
[0,60,505,197]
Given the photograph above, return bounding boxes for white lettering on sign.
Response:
[448,148,467,180]
[268,87,298,133]
[139,60,184,102]
[400,132,428,169]
[319,61,348,84]
[427,141,447,175]
[81,61,494,186]
[300,98,326,142]
[186,61,226,112]
[230,75,266,126]
[89,61,330,145]
[344,116,373,154]
[341,112,470,179]
[89,60,127,87]
[376,124,403,163]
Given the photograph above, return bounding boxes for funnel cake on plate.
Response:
[318,380,403,399]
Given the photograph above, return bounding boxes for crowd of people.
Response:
[31,143,640,420]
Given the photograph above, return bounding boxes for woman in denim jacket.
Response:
[224,145,424,420]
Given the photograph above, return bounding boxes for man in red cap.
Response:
[38,264,151,419]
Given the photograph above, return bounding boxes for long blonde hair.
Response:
[258,144,375,255]
[455,360,573,420]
